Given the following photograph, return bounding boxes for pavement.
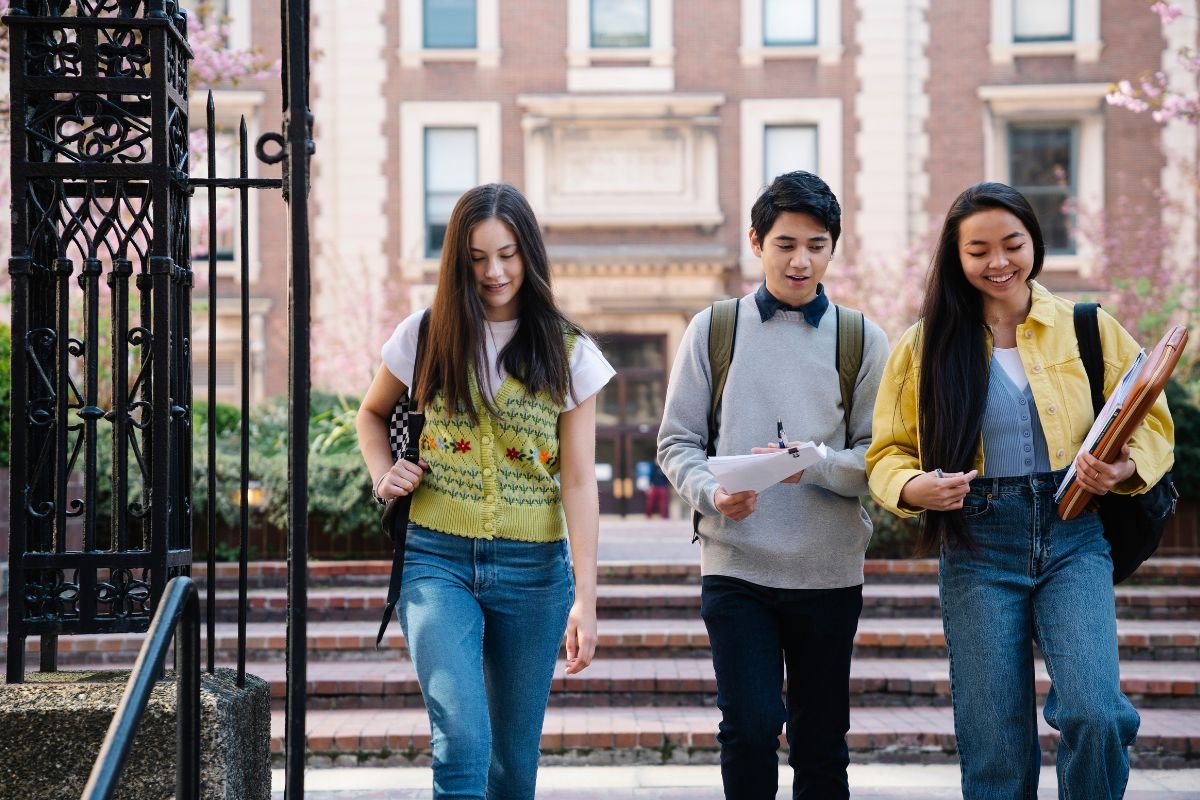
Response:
[272,764,1200,799]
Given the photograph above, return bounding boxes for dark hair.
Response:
[750,170,842,252]
[416,183,578,421]
[915,181,1045,554]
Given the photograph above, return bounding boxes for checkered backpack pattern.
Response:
[388,309,432,461]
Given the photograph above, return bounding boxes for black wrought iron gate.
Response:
[4,1,313,796]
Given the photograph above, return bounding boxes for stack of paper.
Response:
[708,442,828,494]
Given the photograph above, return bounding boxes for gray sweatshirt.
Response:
[657,294,890,589]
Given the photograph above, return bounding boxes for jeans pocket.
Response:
[961,494,991,519]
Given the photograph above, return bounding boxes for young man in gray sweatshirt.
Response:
[657,171,889,799]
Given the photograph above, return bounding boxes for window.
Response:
[1013,0,1071,42]
[763,125,818,182]
[591,0,650,47]
[424,0,477,48]
[424,128,478,257]
[763,0,816,47]
[978,83,1107,271]
[400,102,501,269]
[740,99,842,275]
[741,0,840,65]
[989,0,1098,63]
[190,129,237,264]
[1009,124,1076,254]
[399,0,500,67]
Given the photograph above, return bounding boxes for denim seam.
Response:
[1034,613,1074,800]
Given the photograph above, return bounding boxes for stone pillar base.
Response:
[0,667,270,800]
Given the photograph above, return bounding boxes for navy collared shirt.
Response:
[754,282,830,328]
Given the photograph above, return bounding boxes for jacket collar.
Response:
[754,282,830,327]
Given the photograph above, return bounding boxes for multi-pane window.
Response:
[424,0,477,48]
[590,0,650,47]
[424,127,478,257]
[1009,123,1076,254]
[191,129,237,263]
[1013,0,1072,41]
[763,0,816,46]
[764,125,818,183]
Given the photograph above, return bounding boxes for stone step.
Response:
[207,583,1200,622]
[269,705,1200,769]
[189,558,1200,589]
[8,617,1198,664]
[194,657,1200,710]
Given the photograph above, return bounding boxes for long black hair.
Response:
[416,183,579,420]
[916,182,1045,553]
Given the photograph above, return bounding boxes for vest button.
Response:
[482,435,492,445]
[484,522,494,532]
[483,468,493,477]
[486,495,495,504]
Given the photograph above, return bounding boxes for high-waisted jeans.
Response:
[399,524,574,800]
[940,470,1139,800]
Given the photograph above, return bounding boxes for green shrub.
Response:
[864,496,922,559]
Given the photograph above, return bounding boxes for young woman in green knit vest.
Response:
[357,182,614,799]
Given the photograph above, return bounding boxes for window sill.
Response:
[399,48,501,69]
[739,44,842,67]
[988,40,1102,65]
[566,46,674,69]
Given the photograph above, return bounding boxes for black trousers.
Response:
[700,575,863,800]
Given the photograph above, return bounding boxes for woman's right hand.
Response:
[899,469,978,512]
[374,457,429,501]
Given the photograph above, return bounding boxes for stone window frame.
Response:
[399,0,501,68]
[566,0,674,92]
[739,98,843,278]
[988,0,1101,64]
[978,83,1108,274]
[399,101,502,279]
[740,0,842,67]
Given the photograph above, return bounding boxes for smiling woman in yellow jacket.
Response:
[866,182,1173,800]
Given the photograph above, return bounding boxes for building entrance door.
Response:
[594,335,671,516]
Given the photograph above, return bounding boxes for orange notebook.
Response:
[1055,325,1189,520]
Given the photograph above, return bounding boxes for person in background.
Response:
[645,458,671,518]
[866,182,1174,799]
[356,183,615,800]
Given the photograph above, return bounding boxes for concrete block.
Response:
[0,668,270,800]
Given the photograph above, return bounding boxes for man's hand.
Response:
[715,487,757,520]
[900,469,978,511]
[751,441,805,484]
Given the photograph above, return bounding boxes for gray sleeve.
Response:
[799,320,891,498]
[656,310,722,518]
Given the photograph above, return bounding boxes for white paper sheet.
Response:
[708,442,828,494]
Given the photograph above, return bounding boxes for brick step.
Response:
[207,583,1200,622]
[8,617,1198,664]
[189,558,1200,589]
[192,657,1200,710]
[269,705,1200,769]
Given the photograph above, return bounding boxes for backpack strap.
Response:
[835,305,865,449]
[693,298,740,540]
[1073,302,1105,417]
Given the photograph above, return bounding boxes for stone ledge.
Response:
[0,667,269,800]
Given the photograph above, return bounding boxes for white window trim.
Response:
[399,102,501,278]
[978,83,1107,273]
[740,0,842,67]
[566,0,674,91]
[740,98,843,279]
[989,0,1101,64]
[399,0,501,68]
[226,0,252,52]
[203,89,266,283]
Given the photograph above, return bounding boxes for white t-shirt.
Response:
[381,309,616,410]
[993,346,1029,391]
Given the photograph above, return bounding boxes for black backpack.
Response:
[1073,303,1179,584]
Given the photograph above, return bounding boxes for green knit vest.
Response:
[410,334,577,542]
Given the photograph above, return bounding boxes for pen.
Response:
[777,418,787,448]
[935,468,944,479]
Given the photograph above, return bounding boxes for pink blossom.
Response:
[1151,2,1184,24]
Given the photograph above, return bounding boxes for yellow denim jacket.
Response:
[866,281,1175,518]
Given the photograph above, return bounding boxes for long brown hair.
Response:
[415,183,578,421]
[915,182,1045,554]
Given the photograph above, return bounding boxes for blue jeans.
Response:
[399,524,574,800]
[940,470,1139,800]
[700,575,863,799]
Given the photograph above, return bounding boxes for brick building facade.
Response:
[208,0,1193,513]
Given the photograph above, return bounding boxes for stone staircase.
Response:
[4,537,1199,770]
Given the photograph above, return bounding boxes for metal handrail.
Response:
[80,576,202,800]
